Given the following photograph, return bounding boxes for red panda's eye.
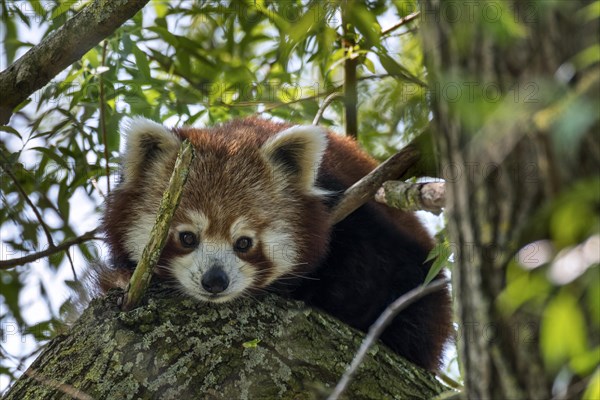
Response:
[179,231,199,248]
[234,237,253,253]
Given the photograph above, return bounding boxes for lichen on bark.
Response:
[5,283,448,399]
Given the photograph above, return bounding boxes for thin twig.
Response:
[0,157,55,248]
[330,145,420,225]
[99,40,111,193]
[122,140,194,311]
[0,229,99,270]
[436,370,463,390]
[342,3,358,138]
[260,86,342,113]
[90,178,106,200]
[65,249,77,280]
[381,11,421,37]
[327,277,451,400]
[313,92,343,125]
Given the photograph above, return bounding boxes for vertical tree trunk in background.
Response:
[342,1,359,139]
[420,1,598,398]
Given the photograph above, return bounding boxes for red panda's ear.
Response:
[119,117,181,185]
[260,125,328,193]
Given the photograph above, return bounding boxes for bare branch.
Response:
[342,4,358,138]
[436,371,464,390]
[375,181,446,215]
[122,140,194,311]
[65,249,77,280]
[330,145,420,225]
[99,40,111,194]
[327,277,451,400]
[0,0,150,124]
[0,229,100,270]
[0,158,55,247]
[312,92,343,125]
[381,11,421,37]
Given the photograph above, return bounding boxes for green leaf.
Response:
[573,44,600,70]
[582,367,600,400]
[349,4,381,48]
[363,56,375,74]
[133,45,151,80]
[50,1,75,20]
[0,125,22,139]
[31,147,68,169]
[0,269,25,326]
[571,345,600,375]
[2,16,19,64]
[24,320,55,341]
[541,291,588,371]
[497,261,551,314]
[242,338,261,348]
[424,239,451,284]
[377,52,425,86]
[57,182,70,221]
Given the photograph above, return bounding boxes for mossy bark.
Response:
[5,284,447,399]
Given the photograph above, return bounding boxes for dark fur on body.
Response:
[101,117,452,370]
[272,171,451,369]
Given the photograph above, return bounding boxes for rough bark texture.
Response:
[375,181,445,215]
[4,285,448,399]
[420,1,598,399]
[0,0,150,124]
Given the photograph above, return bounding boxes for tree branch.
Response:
[98,40,111,194]
[312,92,343,125]
[258,86,342,113]
[0,0,150,124]
[342,3,358,138]
[330,145,420,225]
[0,229,99,270]
[375,181,446,215]
[381,11,421,37]
[0,157,55,247]
[327,277,451,400]
[122,140,194,311]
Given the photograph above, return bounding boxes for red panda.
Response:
[102,116,452,370]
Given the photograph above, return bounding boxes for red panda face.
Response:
[104,118,330,303]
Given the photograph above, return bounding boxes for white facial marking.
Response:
[262,225,297,283]
[129,211,300,302]
[170,238,254,303]
[230,217,257,241]
[124,212,156,260]
[186,210,209,232]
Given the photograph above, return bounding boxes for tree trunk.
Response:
[420,0,598,398]
[4,285,447,399]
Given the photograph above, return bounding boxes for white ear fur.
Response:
[119,117,181,184]
[261,125,328,193]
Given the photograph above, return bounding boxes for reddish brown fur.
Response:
[100,116,452,370]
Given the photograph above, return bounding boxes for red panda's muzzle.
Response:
[201,267,230,294]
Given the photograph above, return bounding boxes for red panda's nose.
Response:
[201,268,230,294]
